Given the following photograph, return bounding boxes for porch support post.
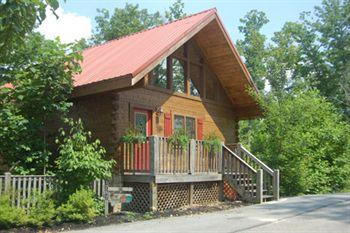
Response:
[189,183,194,206]
[233,119,239,143]
[190,139,196,174]
[150,136,159,176]
[273,169,280,201]
[149,182,157,211]
[256,169,263,204]
[218,181,224,202]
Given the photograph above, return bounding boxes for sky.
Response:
[37,0,323,44]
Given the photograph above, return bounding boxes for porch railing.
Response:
[121,136,221,175]
[227,143,279,201]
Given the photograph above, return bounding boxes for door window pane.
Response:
[186,117,196,139]
[174,115,185,132]
[135,112,147,136]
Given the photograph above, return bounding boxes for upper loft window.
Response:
[152,59,167,88]
[190,63,201,97]
[172,58,185,93]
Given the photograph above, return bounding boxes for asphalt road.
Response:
[68,193,350,233]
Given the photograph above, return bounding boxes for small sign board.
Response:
[106,186,133,206]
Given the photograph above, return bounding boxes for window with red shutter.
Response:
[164,112,172,137]
[197,118,203,140]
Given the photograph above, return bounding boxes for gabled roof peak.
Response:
[84,8,217,52]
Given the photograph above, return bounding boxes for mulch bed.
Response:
[1,201,248,233]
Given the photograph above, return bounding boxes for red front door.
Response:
[133,108,152,172]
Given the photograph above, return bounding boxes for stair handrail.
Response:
[222,144,257,174]
[238,144,274,176]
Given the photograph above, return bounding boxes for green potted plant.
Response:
[203,133,222,153]
[120,128,146,144]
[168,129,190,149]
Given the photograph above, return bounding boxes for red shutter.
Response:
[164,112,172,137]
[197,118,203,140]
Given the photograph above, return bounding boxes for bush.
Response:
[55,118,115,199]
[26,192,56,227]
[240,90,350,196]
[56,189,98,223]
[0,194,28,229]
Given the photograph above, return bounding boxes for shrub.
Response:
[56,189,98,223]
[26,192,56,227]
[203,133,222,153]
[240,90,350,195]
[120,128,146,144]
[55,118,115,200]
[0,194,28,229]
[168,129,190,148]
[94,196,105,216]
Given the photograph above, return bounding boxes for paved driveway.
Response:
[68,194,350,233]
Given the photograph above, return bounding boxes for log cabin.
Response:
[71,8,279,212]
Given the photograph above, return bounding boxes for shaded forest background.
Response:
[0,0,349,196]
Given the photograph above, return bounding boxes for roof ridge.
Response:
[84,7,217,52]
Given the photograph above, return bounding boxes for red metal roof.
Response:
[74,8,217,87]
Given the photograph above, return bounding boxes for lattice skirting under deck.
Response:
[122,182,150,213]
[157,183,190,211]
[193,181,219,205]
[123,181,220,212]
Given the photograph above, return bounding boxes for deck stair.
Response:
[222,144,279,203]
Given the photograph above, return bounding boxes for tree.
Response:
[267,0,350,118]
[91,1,186,45]
[55,119,115,198]
[0,0,59,60]
[92,3,163,44]
[236,10,269,91]
[241,90,350,195]
[0,33,82,174]
[165,0,186,21]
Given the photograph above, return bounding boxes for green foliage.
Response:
[236,10,269,91]
[203,133,222,153]
[0,33,82,174]
[55,118,115,198]
[92,3,163,44]
[93,196,106,216]
[91,1,186,45]
[0,194,28,229]
[237,0,350,119]
[56,189,98,223]
[165,0,186,21]
[0,0,59,59]
[120,128,146,144]
[26,191,56,227]
[168,129,190,148]
[240,90,350,195]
